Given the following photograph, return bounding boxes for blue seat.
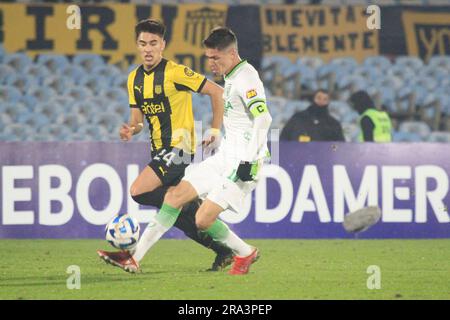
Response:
[56,113,85,131]
[39,124,72,139]
[65,86,93,101]
[296,57,324,70]
[37,54,70,73]
[91,113,122,132]
[23,64,51,85]
[61,65,88,85]
[25,86,57,104]
[6,74,38,93]
[4,52,33,72]
[363,56,392,71]
[0,85,22,104]
[4,124,34,141]
[398,121,431,139]
[0,65,16,85]
[76,124,108,140]
[73,54,105,70]
[428,56,450,71]
[34,101,61,122]
[427,131,450,143]
[393,131,422,142]
[395,56,423,71]
[99,87,128,105]
[17,113,50,128]
[79,74,110,93]
[92,65,122,84]
[71,100,99,119]
[41,75,70,95]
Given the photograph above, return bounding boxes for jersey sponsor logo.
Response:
[141,101,166,115]
[184,67,195,77]
[246,89,257,99]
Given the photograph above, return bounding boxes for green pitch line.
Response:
[0,239,449,300]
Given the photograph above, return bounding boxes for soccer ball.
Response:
[105,213,140,251]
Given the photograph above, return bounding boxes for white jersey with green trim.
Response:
[221,60,270,162]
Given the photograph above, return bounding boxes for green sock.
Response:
[156,203,181,228]
[205,219,230,242]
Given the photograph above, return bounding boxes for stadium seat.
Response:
[73,54,105,71]
[99,87,128,105]
[76,124,109,140]
[61,65,88,85]
[34,101,61,122]
[0,85,22,104]
[393,131,422,142]
[37,54,70,73]
[427,131,450,143]
[65,86,93,101]
[4,124,34,141]
[395,56,424,71]
[24,64,51,85]
[428,56,450,71]
[17,113,50,128]
[26,86,57,105]
[91,113,122,133]
[363,56,392,71]
[342,123,360,142]
[79,74,111,94]
[4,52,33,72]
[39,124,72,140]
[56,113,86,131]
[296,57,324,70]
[40,75,70,95]
[398,121,431,139]
[0,65,16,85]
[6,74,39,93]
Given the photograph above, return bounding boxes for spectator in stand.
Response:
[280,89,345,142]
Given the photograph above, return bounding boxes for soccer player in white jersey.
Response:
[121,27,272,275]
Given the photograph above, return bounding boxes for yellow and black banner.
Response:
[261,5,379,63]
[402,10,450,62]
[0,3,227,72]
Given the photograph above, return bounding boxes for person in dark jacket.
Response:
[349,90,392,142]
[280,89,345,142]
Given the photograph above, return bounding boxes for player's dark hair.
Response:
[203,27,237,51]
[135,19,165,39]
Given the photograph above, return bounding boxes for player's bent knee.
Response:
[164,187,185,208]
[195,216,210,231]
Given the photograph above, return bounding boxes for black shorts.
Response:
[148,147,194,186]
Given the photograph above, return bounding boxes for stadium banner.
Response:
[1,142,449,239]
[260,5,379,63]
[0,3,232,73]
[402,10,450,62]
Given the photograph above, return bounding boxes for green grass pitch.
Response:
[0,239,449,300]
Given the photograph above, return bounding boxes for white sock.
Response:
[132,219,169,262]
[222,229,253,257]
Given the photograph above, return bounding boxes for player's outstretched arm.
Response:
[119,108,144,141]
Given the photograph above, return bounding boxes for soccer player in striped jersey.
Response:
[97,19,234,272]
[118,27,272,275]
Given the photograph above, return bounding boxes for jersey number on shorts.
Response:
[154,149,176,167]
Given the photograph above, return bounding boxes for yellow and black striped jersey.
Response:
[127,58,206,155]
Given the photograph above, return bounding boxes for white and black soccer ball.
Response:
[105,213,140,251]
